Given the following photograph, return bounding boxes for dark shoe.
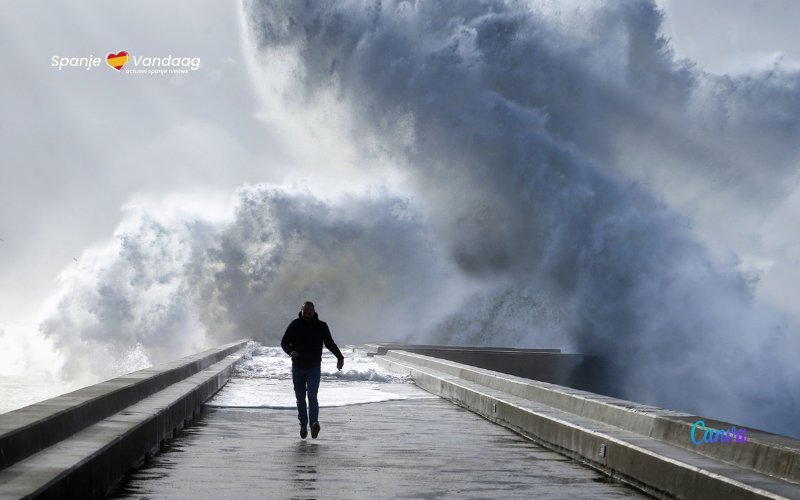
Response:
[311,422,321,439]
[300,425,308,439]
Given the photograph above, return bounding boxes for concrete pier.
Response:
[110,387,646,499]
[2,342,798,499]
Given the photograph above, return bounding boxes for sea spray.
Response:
[243,0,800,437]
[39,186,451,385]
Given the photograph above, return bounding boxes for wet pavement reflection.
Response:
[110,386,649,499]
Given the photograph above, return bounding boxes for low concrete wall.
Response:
[362,343,561,355]
[0,339,250,499]
[376,349,800,499]
[360,343,613,395]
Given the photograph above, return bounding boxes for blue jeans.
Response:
[292,366,321,427]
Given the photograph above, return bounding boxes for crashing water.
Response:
[206,343,420,409]
[238,0,800,437]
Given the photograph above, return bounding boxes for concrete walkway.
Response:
[111,385,647,499]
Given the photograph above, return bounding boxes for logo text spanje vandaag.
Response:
[51,51,200,72]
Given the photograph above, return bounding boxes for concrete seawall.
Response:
[356,343,613,395]
[373,347,800,499]
[0,339,249,499]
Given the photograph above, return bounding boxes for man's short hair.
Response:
[301,301,315,310]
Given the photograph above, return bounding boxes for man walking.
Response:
[281,301,345,439]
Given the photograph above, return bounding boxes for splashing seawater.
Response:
[206,344,421,409]
[242,0,800,437]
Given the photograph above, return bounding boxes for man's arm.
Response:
[280,322,294,356]
[322,323,345,369]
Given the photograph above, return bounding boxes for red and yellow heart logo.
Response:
[106,51,129,71]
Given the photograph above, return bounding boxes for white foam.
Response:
[207,345,421,409]
[232,345,411,383]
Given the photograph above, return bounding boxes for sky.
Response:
[1,0,799,433]
[658,0,800,73]
[0,0,287,375]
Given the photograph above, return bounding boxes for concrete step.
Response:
[0,340,249,470]
[376,350,800,500]
[0,352,245,500]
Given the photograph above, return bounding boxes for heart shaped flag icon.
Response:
[106,51,129,71]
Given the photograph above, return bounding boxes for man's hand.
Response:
[289,351,299,359]
[337,357,344,370]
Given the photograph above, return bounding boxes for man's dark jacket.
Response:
[281,312,344,368]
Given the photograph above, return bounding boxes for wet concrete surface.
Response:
[110,386,648,499]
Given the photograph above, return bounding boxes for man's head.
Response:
[300,301,315,321]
